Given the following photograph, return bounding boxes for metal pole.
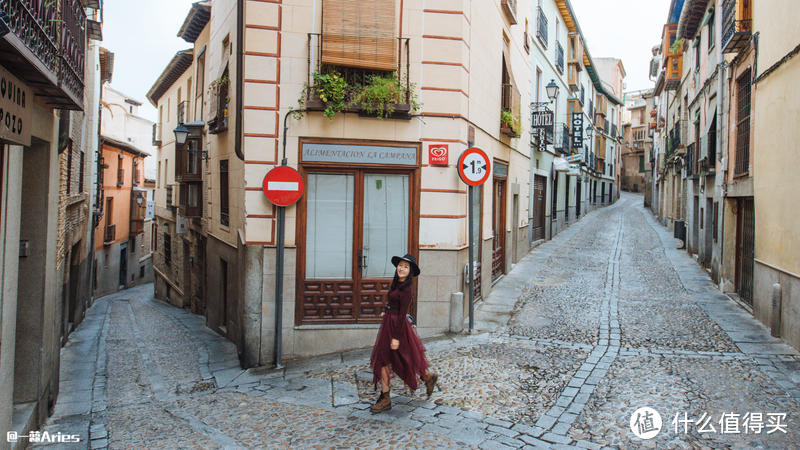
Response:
[274,204,285,368]
[468,185,475,332]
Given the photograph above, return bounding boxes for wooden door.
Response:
[492,177,506,281]
[298,168,415,324]
[533,175,546,241]
[736,198,755,306]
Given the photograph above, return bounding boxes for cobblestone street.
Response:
[39,193,800,449]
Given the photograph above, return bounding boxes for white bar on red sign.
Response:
[268,181,299,191]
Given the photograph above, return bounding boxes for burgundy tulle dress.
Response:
[370,283,429,391]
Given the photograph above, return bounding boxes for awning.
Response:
[554,157,571,172]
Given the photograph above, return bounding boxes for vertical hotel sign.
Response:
[571,112,583,149]
[0,64,32,147]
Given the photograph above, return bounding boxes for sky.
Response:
[570,0,672,94]
[102,0,197,123]
[103,0,671,122]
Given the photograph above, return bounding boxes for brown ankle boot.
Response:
[424,372,438,398]
[370,391,391,413]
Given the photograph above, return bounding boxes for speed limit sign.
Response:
[457,147,491,186]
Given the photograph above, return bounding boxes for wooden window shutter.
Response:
[322,0,397,71]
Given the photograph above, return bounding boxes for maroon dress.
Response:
[370,283,429,391]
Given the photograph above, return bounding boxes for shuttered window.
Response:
[322,0,397,71]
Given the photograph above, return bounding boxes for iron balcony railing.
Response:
[103,223,116,245]
[0,0,87,109]
[721,0,752,54]
[686,143,695,177]
[556,42,564,74]
[554,122,570,153]
[306,33,411,113]
[536,7,548,48]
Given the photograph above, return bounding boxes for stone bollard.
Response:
[771,283,782,338]
[450,292,464,333]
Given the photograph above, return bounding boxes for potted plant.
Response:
[500,109,520,137]
[353,74,420,119]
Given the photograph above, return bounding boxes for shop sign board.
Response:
[302,143,417,165]
[0,64,32,147]
[428,144,448,165]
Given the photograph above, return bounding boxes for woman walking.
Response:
[370,253,438,413]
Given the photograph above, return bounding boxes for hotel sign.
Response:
[302,143,417,165]
[531,111,554,153]
[571,113,584,149]
[0,64,32,147]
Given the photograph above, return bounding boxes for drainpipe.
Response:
[234,0,244,161]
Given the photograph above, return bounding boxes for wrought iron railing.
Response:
[103,223,116,244]
[556,42,564,74]
[554,122,570,152]
[536,7,548,48]
[721,0,752,54]
[0,0,86,107]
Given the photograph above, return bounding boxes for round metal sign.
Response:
[457,147,491,186]
[262,166,304,206]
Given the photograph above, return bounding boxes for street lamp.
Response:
[173,123,190,146]
[530,79,560,110]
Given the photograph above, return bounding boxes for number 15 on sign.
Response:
[457,147,491,186]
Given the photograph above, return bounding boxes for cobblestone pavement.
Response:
[38,193,800,449]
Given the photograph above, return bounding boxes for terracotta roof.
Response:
[101,135,150,158]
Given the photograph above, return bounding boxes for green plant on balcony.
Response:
[670,38,685,54]
[500,109,520,137]
[353,74,420,119]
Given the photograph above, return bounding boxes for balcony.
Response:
[208,73,229,134]
[664,56,682,91]
[556,42,565,74]
[305,33,413,120]
[567,33,583,68]
[500,0,517,25]
[554,122,570,153]
[175,139,202,183]
[103,223,116,245]
[536,7,548,48]
[721,0,752,54]
[179,182,202,218]
[130,189,146,235]
[0,0,87,110]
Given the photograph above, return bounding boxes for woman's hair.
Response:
[390,272,413,291]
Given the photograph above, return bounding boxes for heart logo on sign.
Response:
[430,146,447,157]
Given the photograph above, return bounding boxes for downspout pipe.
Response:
[235,0,244,161]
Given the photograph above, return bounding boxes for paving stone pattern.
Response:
[38,193,800,449]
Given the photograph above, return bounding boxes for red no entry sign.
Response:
[262,166,304,206]
[457,147,491,186]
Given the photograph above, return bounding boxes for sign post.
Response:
[457,147,491,332]
[262,164,304,368]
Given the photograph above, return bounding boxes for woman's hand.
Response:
[380,311,385,318]
[390,339,400,350]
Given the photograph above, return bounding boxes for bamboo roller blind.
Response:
[322,0,397,71]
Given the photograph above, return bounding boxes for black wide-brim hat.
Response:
[391,253,421,277]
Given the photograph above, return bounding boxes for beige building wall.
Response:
[243,0,533,361]
[752,1,800,349]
